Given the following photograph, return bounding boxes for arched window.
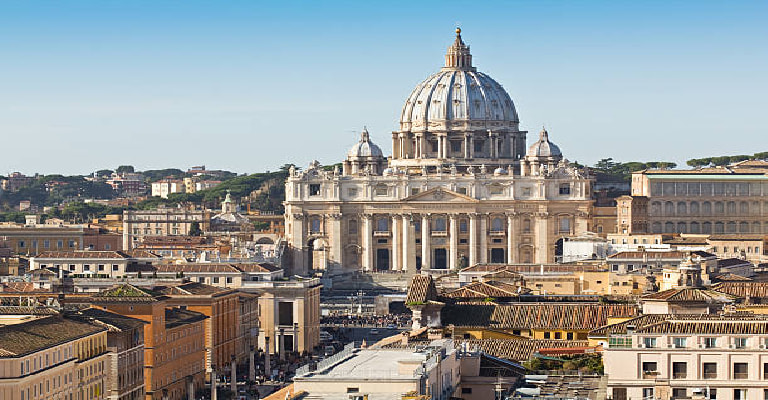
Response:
[702,222,712,233]
[714,222,724,233]
[677,222,687,233]
[726,221,736,233]
[702,201,711,215]
[491,217,504,232]
[376,217,388,232]
[651,202,662,215]
[433,217,447,232]
[740,201,749,214]
[348,219,358,234]
[739,222,749,233]
[689,201,699,215]
[664,222,675,233]
[523,219,531,233]
[714,202,724,214]
[664,202,675,215]
[652,222,662,233]
[677,202,687,215]
[754,222,762,234]
[690,222,700,233]
[727,201,736,214]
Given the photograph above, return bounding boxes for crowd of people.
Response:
[321,312,411,328]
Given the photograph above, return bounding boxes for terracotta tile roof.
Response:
[92,284,158,303]
[34,250,131,259]
[153,263,241,273]
[717,258,753,268]
[165,307,207,329]
[482,269,524,281]
[709,234,766,241]
[1,282,35,292]
[712,282,768,299]
[641,288,737,302]
[607,251,687,260]
[155,282,233,296]
[0,306,59,315]
[0,316,106,357]
[141,236,207,245]
[406,275,438,304]
[691,250,717,258]
[123,249,161,258]
[72,308,147,332]
[712,273,752,282]
[455,338,590,362]
[636,317,768,335]
[234,262,281,273]
[443,281,530,299]
[442,303,638,330]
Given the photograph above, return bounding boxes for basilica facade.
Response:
[284,29,593,275]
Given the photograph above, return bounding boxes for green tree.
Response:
[116,165,135,174]
[189,221,203,236]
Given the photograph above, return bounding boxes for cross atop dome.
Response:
[444,27,474,71]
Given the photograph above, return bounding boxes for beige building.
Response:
[605,315,768,400]
[250,277,321,355]
[284,29,592,275]
[629,160,768,235]
[0,315,110,400]
[122,207,210,249]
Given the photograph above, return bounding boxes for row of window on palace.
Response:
[40,263,121,272]
[16,239,77,249]
[19,340,105,376]
[641,360,768,381]
[132,228,182,235]
[610,336,768,350]
[650,200,768,216]
[650,181,768,197]
[307,183,572,197]
[652,221,768,235]
[307,216,572,234]
[20,381,103,400]
[618,387,764,400]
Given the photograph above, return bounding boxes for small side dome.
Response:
[493,167,507,176]
[347,127,384,158]
[382,167,394,176]
[527,128,562,158]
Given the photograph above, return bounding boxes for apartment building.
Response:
[122,207,210,250]
[605,315,768,400]
[0,316,110,400]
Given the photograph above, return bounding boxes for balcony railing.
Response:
[642,371,659,379]
[703,372,717,379]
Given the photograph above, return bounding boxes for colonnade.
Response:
[359,212,519,271]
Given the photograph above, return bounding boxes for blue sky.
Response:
[1,0,766,175]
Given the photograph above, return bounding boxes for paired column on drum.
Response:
[402,215,411,272]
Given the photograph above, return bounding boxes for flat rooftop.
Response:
[301,348,428,381]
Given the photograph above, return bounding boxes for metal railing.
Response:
[296,342,357,377]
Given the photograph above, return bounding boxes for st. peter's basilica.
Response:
[284,29,592,275]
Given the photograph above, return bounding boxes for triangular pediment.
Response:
[402,187,477,203]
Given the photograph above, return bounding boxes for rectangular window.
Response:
[461,388,472,394]
[375,185,388,196]
[98,264,105,271]
[672,362,687,379]
[347,188,358,197]
[226,277,233,284]
[450,140,462,153]
[642,362,658,377]
[701,363,717,379]
[18,240,25,248]
[764,363,768,380]
[672,388,687,399]
[642,388,654,399]
[735,337,747,349]
[112,265,119,271]
[733,362,748,379]
[83,264,90,271]
[278,301,294,326]
[57,240,63,248]
[309,184,321,196]
[559,184,571,195]
[43,240,50,248]
[643,337,657,348]
[212,277,219,283]
[704,337,717,348]
[410,188,420,196]
[734,389,746,400]
[673,337,687,348]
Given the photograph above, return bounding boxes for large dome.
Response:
[399,28,519,132]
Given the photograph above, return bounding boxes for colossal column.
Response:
[421,214,431,269]
[507,214,515,264]
[449,214,458,270]
[469,213,478,266]
[402,215,411,271]
[361,214,373,271]
[391,215,400,271]
[479,215,488,263]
